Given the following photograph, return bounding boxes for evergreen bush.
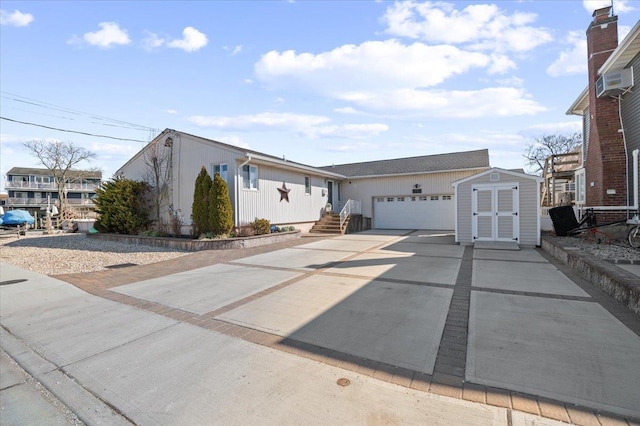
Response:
[94,177,150,235]
[209,172,234,235]
[192,167,212,236]
[252,218,271,235]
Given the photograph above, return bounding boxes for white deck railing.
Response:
[4,181,99,191]
[339,199,361,230]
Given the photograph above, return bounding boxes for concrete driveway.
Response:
[1,230,639,425]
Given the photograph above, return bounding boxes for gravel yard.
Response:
[0,232,190,276]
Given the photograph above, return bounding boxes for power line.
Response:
[0,91,155,132]
[0,116,149,143]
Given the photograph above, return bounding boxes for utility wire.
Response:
[0,91,155,132]
[0,116,148,143]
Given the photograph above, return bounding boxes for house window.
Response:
[442,195,452,200]
[376,197,384,202]
[397,197,405,202]
[419,196,428,201]
[411,197,416,201]
[305,176,311,195]
[430,195,439,201]
[242,165,258,190]
[575,168,585,204]
[387,197,394,202]
[14,191,28,198]
[212,163,227,182]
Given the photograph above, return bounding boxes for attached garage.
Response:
[453,168,542,246]
[373,195,454,230]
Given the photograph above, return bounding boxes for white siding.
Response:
[455,170,540,246]
[237,163,328,225]
[340,169,486,219]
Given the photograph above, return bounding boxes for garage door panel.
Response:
[374,197,454,230]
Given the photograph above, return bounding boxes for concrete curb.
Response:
[0,327,133,425]
[541,235,640,315]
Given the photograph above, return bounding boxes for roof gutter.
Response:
[341,166,490,181]
[598,19,640,74]
[248,153,345,179]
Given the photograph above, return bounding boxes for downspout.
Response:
[236,154,252,227]
[633,149,639,211]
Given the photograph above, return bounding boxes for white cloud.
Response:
[336,87,545,118]
[256,39,489,93]
[189,112,329,130]
[68,22,131,48]
[166,109,178,115]
[547,31,587,77]
[218,135,250,149]
[334,107,363,115]
[382,1,552,52]
[141,31,165,50]
[487,54,517,75]
[583,0,635,14]
[188,112,388,139]
[302,123,389,139]
[167,27,208,52]
[0,9,34,27]
[524,121,583,134]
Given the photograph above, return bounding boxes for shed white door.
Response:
[472,185,519,242]
[374,196,454,230]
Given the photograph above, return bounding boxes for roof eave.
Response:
[598,19,640,74]
[246,153,346,179]
[566,86,589,115]
[343,166,490,180]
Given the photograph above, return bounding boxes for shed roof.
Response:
[452,167,542,187]
[319,149,490,178]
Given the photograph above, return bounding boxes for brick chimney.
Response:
[585,6,627,209]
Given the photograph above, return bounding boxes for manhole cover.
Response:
[337,378,351,387]
[105,263,137,269]
[0,279,28,286]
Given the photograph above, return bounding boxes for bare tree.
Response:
[524,133,582,175]
[142,139,172,226]
[23,140,97,220]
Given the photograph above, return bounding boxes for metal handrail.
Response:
[339,199,361,231]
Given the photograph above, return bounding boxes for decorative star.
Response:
[277,181,290,202]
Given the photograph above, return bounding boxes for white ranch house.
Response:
[116,129,531,240]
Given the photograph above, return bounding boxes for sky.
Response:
[1,0,638,191]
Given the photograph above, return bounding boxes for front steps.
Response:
[309,213,349,235]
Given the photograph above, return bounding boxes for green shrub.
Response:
[252,218,271,235]
[209,172,234,235]
[192,167,212,236]
[94,177,150,235]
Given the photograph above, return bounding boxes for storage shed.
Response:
[452,168,543,246]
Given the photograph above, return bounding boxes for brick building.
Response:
[567,7,639,220]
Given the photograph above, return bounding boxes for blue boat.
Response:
[0,210,35,226]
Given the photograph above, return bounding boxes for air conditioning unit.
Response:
[596,67,634,97]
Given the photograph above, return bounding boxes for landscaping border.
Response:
[541,235,640,315]
[87,230,301,252]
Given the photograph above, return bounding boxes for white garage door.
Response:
[374,195,455,230]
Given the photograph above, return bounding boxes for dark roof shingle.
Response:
[319,149,489,177]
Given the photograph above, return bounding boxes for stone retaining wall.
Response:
[541,236,640,315]
[88,230,301,252]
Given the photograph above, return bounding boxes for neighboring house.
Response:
[540,147,582,207]
[566,7,640,219]
[116,129,490,234]
[4,167,102,222]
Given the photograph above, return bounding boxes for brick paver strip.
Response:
[565,406,602,426]
[510,392,540,416]
[431,245,472,383]
[537,397,571,423]
[49,234,640,425]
